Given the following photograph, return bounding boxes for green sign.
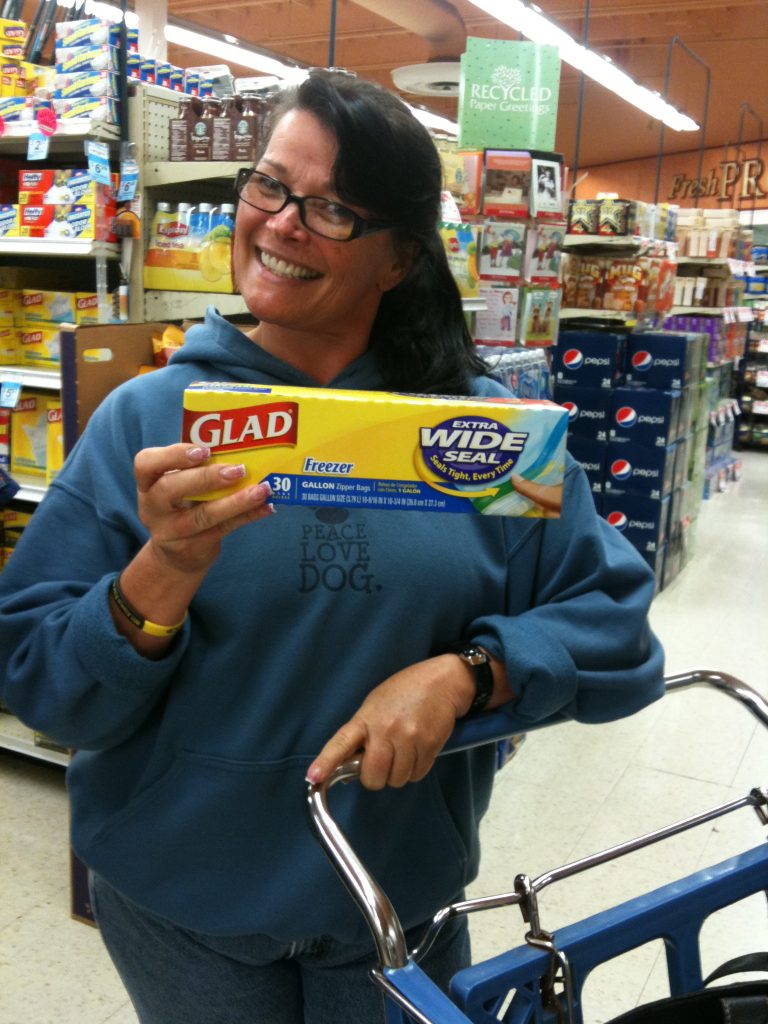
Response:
[458,38,561,151]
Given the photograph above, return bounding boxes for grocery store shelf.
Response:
[11,474,47,504]
[0,365,61,390]
[144,161,242,187]
[0,119,119,142]
[671,306,755,322]
[677,257,755,276]
[560,308,636,322]
[0,713,68,767]
[0,238,119,258]
[143,290,249,320]
[563,234,674,256]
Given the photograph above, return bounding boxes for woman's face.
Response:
[232,109,409,341]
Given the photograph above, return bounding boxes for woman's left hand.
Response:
[306,655,478,790]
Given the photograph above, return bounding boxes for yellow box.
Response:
[16,323,62,368]
[181,383,568,517]
[0,324,17,362]
[19,289,77,323]
[10,390,49,477]
[0,204,19,238]
[46,400,64,484]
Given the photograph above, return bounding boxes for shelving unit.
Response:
[0,712,69,767]
[127,84,248,323]
[0,122,125,767]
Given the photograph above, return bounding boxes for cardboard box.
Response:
[181,382,568,517]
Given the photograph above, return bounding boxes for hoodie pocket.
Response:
[85,749,475,939]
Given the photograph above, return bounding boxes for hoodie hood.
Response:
[169,306,386,391]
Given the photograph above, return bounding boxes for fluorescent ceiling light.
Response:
[467,0,699,132]
[164,24,306,80]
[55,0,138,28]
[408,105,458,135]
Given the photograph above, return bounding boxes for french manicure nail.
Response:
[219,463,246,481]
[187,446,210,461]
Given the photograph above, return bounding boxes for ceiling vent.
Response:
[391,60,461,96]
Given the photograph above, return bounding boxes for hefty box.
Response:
[602,492,670,554]
[625,332,704,390]
[554,384,612,442]
[610,386,681,448]
[605,440,676,500]
[552,330,626,389]
[181,383,568,517]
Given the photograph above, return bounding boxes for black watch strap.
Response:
[448,642,494,716]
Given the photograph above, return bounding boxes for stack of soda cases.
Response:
[551,327,708,592]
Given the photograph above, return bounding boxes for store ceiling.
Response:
[162,0,768,171]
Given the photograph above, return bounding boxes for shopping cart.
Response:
[307,670,768,1023]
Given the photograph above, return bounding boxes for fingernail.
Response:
[187,446,210,461]
[219,463,246,481]
[247,482,272,501]
[306,765,321,784]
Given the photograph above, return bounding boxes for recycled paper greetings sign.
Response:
[458,38,561,151]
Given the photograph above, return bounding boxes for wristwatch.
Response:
[449,643,494,717]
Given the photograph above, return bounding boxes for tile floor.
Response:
[1,450,766,1024]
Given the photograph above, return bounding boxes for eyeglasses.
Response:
[234,168,392,242]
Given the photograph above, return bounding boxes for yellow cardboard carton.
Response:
[181,382,568,516]
[10,390,49,476]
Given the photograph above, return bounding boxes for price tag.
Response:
[27,129,50,161]
[85,140,112,185]
[0,379,22,409]
[116,157,139,201]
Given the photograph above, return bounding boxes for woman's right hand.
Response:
[136,443,275,575]
[109,444,274,657]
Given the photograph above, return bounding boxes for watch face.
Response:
[462,647,487,666]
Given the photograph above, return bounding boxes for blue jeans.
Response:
[89,872,470,1023]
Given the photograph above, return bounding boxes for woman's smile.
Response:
[258,247,323,281]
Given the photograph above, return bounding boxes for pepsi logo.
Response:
[562,348,583,370]
[615,405,638,428]
[631,350,653,372]
[606,511,628,530]
[562,401,579,421]
[610,459,632,480]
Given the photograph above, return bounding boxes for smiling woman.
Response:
[0,69,664,1024]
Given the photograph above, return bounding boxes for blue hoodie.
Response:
[0,308,664,942]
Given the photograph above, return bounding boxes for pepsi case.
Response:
[567,435,607,498]
[602,491,670,554]
[605,440,675,499]
[625,332,703,390]
[610,386,681,447]
[553,330,626,389]
[554,384,612,442]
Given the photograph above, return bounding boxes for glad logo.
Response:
[562,401,579,422]
[631,351,653,372]
[610,459,632,481]
[615,406,638,428]
[562,348,583,370]
[606,511,627,531]
[182,401,298,454]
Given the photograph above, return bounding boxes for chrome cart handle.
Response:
[306,669,768,970]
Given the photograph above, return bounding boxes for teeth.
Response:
[261,251,321,280]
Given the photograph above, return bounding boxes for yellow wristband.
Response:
[110,575,187,638]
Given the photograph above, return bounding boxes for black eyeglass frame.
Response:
[234,168,392,242]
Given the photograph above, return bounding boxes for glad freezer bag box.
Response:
[182,383,568,517]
